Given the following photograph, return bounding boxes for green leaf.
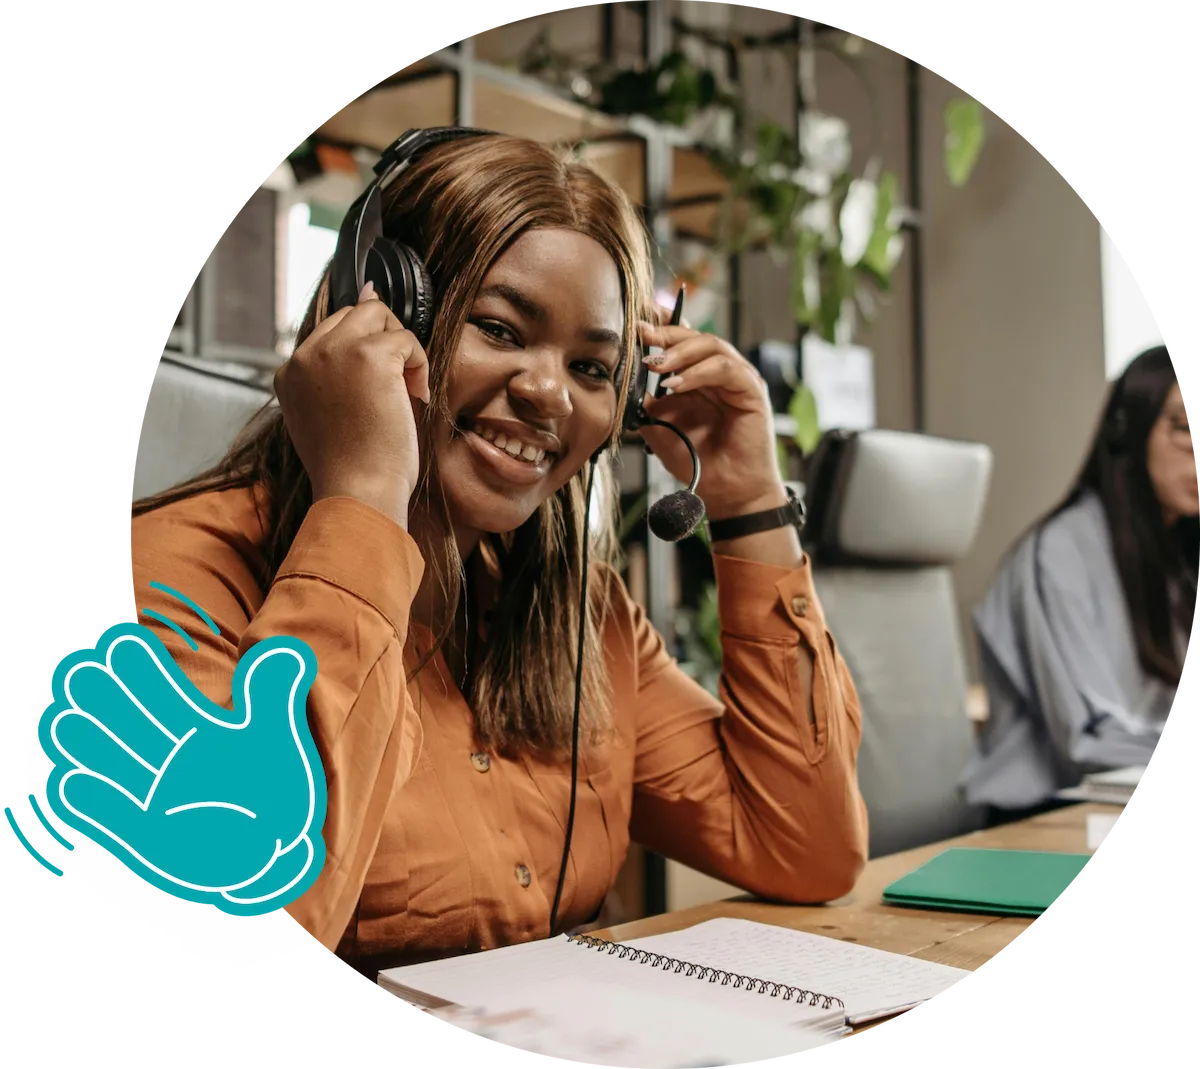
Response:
[788,383,822,455]
[288,139,313,160]
[791,229,821,326]
[862,170,899,279]
[307,202,346,231]
[618,491,648,543]
[817,251,852,343]
[696,582,722,664]
[945,98,985,187]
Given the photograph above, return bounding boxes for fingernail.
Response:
[358,281,375,301]
[659,375,683,390]
[642,354,667,367]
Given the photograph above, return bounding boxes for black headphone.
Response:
[1105,401,1130,454]
[329,128,705,936]
[331,129,639,431]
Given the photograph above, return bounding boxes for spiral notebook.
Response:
[1055,765,1144,805]
[378,916,969,1042]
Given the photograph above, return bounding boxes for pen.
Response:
[654,283,686,398]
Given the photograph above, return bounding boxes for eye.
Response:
[470,318,520,347]
[573,359,614,382]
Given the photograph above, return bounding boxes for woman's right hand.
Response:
[274,284,431,528]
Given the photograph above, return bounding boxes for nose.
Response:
[508,349,572,422]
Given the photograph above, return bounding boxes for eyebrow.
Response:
[476,282,623,349]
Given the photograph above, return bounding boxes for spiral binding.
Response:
[566,933,845,1011]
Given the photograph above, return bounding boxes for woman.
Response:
[963,346,1197,821]
[132,133,867,971]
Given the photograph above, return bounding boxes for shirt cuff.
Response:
[275,497,426,640]
[713,551,824,641]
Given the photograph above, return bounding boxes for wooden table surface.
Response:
[594,803,1118,1026]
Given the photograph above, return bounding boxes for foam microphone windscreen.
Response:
[647,490,706,542]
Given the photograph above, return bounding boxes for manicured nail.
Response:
[642,353,667,367]
[659,375,683,390]
[358,281,376,301]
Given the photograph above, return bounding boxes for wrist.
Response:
[312,473,412,530]
[703,483,789,523]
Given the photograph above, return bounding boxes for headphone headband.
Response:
[328,127,496,320]
[373,126,495,187]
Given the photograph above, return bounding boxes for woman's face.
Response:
[1146,383,1198,524]
[434,227,624,540]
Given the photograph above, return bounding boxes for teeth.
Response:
[472,422,548,464]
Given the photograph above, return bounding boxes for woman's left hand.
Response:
[636,313,787,521]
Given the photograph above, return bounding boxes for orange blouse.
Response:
[130,488,868,963]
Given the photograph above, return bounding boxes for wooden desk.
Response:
[595,803,1119,1025]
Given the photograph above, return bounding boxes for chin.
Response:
[431,430,588,539]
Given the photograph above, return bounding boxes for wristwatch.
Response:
[705,485,806,542]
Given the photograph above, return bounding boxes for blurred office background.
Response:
[136,2,1164,925]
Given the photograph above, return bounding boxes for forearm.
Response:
[631,553,867,903]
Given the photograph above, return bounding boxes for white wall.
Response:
[1100,228,1164,379]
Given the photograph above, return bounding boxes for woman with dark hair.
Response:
[963,346,1197,822]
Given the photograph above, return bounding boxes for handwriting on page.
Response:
[626,918,968,1020]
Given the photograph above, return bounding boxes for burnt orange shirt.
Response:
[131,488,868,962]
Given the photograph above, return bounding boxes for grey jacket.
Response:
[961,491,1177,809]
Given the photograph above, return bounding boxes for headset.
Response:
[328,127,705,938]
[1104,400,1130,454]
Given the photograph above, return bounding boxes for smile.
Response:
[471,422,549,464]
[460,420,558,487]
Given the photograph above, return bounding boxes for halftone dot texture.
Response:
[17,681,324,974]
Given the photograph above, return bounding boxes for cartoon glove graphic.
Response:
[38,623,326,915]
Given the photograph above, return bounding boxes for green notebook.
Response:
[881,848,1091,917]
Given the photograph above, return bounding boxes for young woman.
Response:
[963,346,1197,821]
[132,133,868,971]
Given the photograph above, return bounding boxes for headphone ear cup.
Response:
[406,253,436,350]
[1105,406,1129,453]
[363,239,436,349]
[622,347,649,434]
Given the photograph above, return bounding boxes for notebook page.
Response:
[379,934,844,1033]
[428,977,833,1066]
[624,918,969,1024]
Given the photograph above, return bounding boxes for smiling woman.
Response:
[128,131,869,972]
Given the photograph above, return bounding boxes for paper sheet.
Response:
[1087,811,1121,851]
[427,977,833,1067]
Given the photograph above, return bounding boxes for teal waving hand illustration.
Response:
[37,623,326,915]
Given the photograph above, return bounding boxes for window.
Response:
[282,202,339,349]
[1099,221,1166,381]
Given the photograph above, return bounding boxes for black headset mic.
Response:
[624,284,705,542]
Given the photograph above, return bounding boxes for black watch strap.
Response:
[706,486,806,542]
